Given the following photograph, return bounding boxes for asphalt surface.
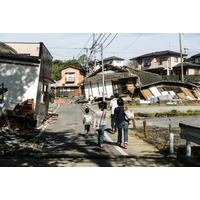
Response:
[0,103,188,167]
[35,102,185,167]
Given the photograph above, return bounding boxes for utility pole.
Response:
[179,33,184,82]
[93,33,97,71]
[101,44,105,101]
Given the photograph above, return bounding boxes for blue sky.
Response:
[0,33,200,64]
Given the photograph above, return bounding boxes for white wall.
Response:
[84,80,114,99]
[113,60,123,67]
[0,63,40,110]
[91,82,99,97]
[105,81,113,98]
[84,84,91,99]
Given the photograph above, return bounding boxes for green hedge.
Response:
[162,75,200,83]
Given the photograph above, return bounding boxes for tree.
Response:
[127,60,138,69]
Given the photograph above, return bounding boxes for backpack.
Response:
[124,110,134,121]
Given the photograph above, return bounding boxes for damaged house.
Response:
[81,64,162,99]
[134,81,200,104]
[0,42,53,126]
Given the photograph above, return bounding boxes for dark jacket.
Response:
[114,106,124,125]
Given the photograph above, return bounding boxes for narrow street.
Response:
[0,103,186,167]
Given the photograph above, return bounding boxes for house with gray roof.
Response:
[130,50,186,76]
[103,56,125,67]
[189,53,200,65]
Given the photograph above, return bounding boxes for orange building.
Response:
[51,66,86,97]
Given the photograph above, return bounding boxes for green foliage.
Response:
[162,75,200,83]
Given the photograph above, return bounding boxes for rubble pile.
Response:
[0,99,37,132]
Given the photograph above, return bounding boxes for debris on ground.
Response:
[0,99,37,132]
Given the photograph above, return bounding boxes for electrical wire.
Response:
[76,34,93,59]
[50,51,75,58]
[103,33,118,50]
[117,33,142,53]
[182,33,200,54]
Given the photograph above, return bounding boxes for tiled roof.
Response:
[0,53,40,63]
[190,53,200,58]
[130,50,187,60]
[173,62,200,68]
[127,67,162,86]
[103,56,124,61]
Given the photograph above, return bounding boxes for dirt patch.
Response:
[130,127,185,155]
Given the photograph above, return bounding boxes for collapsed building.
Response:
[81,64,200,104]
[81,64,162,99]
[134,81,200,104]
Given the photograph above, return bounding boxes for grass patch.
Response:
[164,109,200,114]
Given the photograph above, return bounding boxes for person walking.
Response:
[83,108,92,138]
[93,102,107,148]
[114,98,129,149]
[109,93,119,134]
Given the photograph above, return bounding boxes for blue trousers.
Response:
[117,121,128,144]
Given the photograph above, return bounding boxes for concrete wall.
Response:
[5,43,40,57]
[0,62,40,110]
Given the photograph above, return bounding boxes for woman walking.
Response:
[93,102,107,148]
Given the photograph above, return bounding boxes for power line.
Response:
[103,33,118,50]
[182,33,200,54]
[97,33,107,45]
[117,33,142,53]
[76,34,93,59]
[50,51,74,58]
[95,33,117,52]
[100,33,112,47]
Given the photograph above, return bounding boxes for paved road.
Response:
[0,103,186,167]
[35,103,184,167]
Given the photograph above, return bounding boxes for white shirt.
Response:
[110,98,118,114]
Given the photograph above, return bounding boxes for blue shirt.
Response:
[114,106,124,125]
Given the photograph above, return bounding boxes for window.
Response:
[66,88,75,92]
[41,83,48,103]
[174,57,178,62]
[160,57,167,64]
[144,59,151,66]
[66,72,75,82]
[116,60,121,64]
